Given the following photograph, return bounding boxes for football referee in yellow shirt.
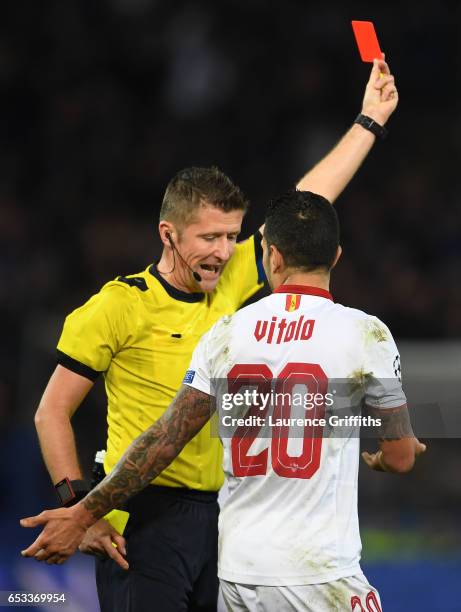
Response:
[32,59,398,612]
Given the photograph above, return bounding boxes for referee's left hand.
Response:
[20,505,92,565]
[79,518,128,570]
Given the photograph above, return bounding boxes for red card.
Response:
[351,20,383,62]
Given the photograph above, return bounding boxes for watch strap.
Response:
[55,477,89,507]
[354,113,388,140]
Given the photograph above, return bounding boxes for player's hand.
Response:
[361,449,388,471]
[360,56,398,126]
[79,518,128,570]
[20,505,92,565]
[362,438,427,472]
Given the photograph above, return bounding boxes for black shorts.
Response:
[96,485,219,612]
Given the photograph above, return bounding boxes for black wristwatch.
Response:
[354,113,388,140]
[55,478,89,507]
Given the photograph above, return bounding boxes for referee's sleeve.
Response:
[57,283,134,377]
[56,349,101,381]
[219,232,265,309]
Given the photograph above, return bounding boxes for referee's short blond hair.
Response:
[160,167,249,229]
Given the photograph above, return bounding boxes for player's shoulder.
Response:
[331,302,393,342]
[207,312,236,341]
[330,301,371,321]
[233,293,273,322]
[204,298,260,346]
[205,295,269,346]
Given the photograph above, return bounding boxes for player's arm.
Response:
[82,385,214,518]
[360,317,426,474]
[21,385,214,564]
[361,404,426,473]
[295,57,398,202]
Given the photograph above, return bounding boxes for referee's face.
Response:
[177,204,244,292]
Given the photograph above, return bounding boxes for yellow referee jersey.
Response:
[57,234,264,491]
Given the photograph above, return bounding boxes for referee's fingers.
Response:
[93,534,129,570]
[102,538,129,570]
[111,533,127,556]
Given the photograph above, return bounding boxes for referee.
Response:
[32,58,398,612]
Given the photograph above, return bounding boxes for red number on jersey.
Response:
[351,592,382,612]
[228,364,272,477]
[228,362,327,479]
[365,591,382,612]
[351,597,365,612]
[272,362,327,479]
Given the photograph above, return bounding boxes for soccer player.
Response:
[22,190,425,611]
[27,59,398,612]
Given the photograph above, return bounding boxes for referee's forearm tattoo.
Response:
[82,386,214,520]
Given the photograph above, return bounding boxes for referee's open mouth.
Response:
[199,264,222,280]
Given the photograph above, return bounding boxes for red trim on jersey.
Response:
[274,284,333,301]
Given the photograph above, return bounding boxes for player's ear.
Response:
[159,221,175,247]
[270,244,284,274]
[331,245,342,269]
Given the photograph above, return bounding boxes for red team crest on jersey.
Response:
[285,294,301,312]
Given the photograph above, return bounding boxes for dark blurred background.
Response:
[0,1,460,610]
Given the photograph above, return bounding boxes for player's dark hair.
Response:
[160,167,248,227]
[264,190,339,271]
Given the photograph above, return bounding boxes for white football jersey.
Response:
[186,284,405,586]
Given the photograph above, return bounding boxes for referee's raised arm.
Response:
[296,58,398,201]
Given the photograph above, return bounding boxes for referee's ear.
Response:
[331,245,342,270]
[159,221,175,247]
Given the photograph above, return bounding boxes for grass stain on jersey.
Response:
[291,548,335,575]
[214,315,235,371]
[361,318,388,345]
[348,368,374,395]
[325,581,352,611]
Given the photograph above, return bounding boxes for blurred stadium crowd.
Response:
[0,0,460,561]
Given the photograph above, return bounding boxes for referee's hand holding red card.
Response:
[360,57,398,127]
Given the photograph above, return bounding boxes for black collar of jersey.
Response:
[149,265,205,303]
